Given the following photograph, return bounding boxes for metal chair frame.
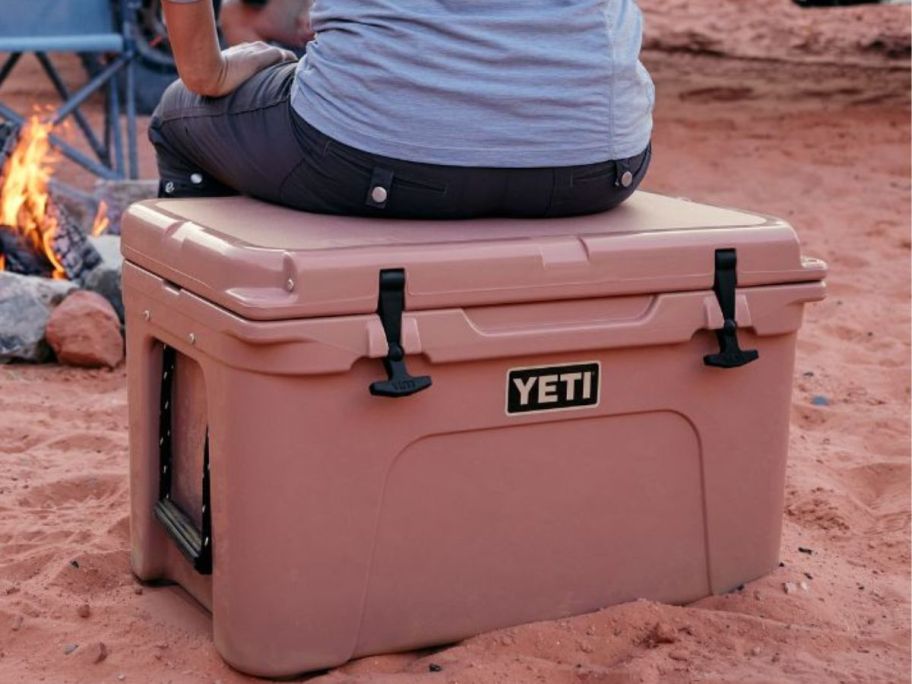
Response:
[0,0,140,180]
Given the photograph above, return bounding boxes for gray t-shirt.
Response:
[291,1,654,167]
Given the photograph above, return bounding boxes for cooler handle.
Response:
[153,345,213,575]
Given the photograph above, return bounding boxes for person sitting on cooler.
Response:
[152,0,654,219]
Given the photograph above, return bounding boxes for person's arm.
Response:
[162,0,296,97]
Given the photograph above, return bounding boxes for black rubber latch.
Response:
[369,269,432,397]
[703,249,759,369]
[153,345,212,575]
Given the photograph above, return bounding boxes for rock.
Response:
[63,644,79,655]
[783,582,798,595]
[643,622,678,648]
[93,179,158,236]
[81,235,123,321]
[89,642,108,664]
[45,291,124,368]
[77,604,91,618]
[0,272,77,362]
[11,615,22,632]
[811,395,830,406]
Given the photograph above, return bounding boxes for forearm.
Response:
[162,0,225,95]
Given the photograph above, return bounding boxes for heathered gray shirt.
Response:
[291,1,654,167]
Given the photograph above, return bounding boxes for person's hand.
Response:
[205,41,297,97]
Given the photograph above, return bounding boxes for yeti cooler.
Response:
[122,192,826,677]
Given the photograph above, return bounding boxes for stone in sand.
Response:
[643,622,678,647]
[89,642,108,664]
[0,272,76,363]
[45,291,124,368]
[81,235,124,322]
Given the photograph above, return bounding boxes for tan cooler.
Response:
[123,192,826,677]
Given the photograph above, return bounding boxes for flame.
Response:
[91,200,109,237]
[0,115,65,279]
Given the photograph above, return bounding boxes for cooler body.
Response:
[123,193,826,676]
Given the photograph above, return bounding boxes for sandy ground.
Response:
[1,2,910,682]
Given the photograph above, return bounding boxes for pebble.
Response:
[783,582,798,595]
[63,644,78,655]
[751,647,762,656]
[798,547,814,555]
[133,585,143,595]
[117,674,126,681]
[89,642,108,664]
[11,616,23,631]
[428,663,442,672]
[810,395,830,406]
[77,604,91,619]
[579,642,594,653]
[645,622,678,647]
[800,581,810,592]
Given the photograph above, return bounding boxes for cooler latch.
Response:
[369,269,432,397]
[703,249,759,369]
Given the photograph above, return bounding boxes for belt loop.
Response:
[366,167,395,209]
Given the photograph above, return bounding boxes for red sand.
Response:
[1,2,910,682]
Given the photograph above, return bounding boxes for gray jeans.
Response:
[149,63,651,219]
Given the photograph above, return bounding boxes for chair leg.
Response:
[36,52,107,163]
[0,102,119,180]
[51,55,125,127]
[125,56,138,180]
[110,71,125,178]
[0,53,22,89]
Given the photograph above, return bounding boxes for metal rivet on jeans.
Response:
[620,170,634,188]
[164,181,175,194]
[370,186,388,204]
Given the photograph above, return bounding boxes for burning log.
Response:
[49,202,102,282]
[0,116,102,283]
[0,206,101,282]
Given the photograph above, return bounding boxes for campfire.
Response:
[0,116,107,282]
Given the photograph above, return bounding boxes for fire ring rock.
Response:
[0,271,77,363]
[45,290,124,368]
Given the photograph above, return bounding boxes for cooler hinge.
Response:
[369,269,432,397]
[703,249,759,369]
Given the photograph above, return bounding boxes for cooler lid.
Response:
[121,191,826,321]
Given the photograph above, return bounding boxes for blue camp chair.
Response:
[0,0,139,179]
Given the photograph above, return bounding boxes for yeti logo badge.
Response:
[506,362,600,415]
